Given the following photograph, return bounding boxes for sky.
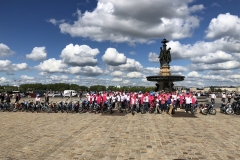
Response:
[0,0,240,88]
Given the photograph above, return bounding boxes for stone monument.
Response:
[146,38,185,91]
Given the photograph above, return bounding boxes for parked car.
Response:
[63,90,77,97]
[47,92,60,97]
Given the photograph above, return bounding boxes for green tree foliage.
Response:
[15,83,156,93]
[89,85,106,92]
[210,86,215,92]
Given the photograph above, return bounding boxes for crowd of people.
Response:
[81,90,199,115]
[1,90,238,115]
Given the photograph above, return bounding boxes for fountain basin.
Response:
[146,75,185,82]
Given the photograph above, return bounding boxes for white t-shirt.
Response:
[222,93,226,98]
[35,97,41,102]
[143,96,149,102]
[211,94,216,99]
[172,94,177,101]
[185,97,192,104]
[117,95,121,102]
[120,95,125,102]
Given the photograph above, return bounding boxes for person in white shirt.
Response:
[185,94,192,112]
[120,93,126,109]
[222,92,226,103]
[35,94,41,104]
[143,93,149,111]
[210,92,216,104]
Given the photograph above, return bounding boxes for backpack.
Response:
[167,98,171,104]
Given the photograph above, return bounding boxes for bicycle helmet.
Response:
[36,94,40,97]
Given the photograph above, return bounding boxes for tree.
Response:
[210,86,215,92]
[89,85,106,92]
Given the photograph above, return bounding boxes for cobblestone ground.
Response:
[0,109,240,160]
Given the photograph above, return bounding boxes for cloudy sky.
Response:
[1,0,240,87]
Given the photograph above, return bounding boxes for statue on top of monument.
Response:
[158,40,172,67]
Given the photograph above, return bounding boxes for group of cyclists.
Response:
[0,90,201,115]
[79,90,198,115]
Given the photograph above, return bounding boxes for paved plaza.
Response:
[0,101,240,160]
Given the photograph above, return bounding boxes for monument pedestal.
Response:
[159,66,171,76]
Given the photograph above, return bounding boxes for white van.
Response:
[63,90,77,97]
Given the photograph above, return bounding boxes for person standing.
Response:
[185,93,191,112]
[70,91,72,101]
[35,94,41,104]
[45,93,49,104]
[221,92,226,103]
[227,93,232,103]
[210,92,216,104]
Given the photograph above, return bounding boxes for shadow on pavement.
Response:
[172,110,198,118]
[101,110,127,116]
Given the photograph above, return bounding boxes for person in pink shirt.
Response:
[160,94,166,112]
[191,95,196,108]
[96,93,102,106]
[130,93,137,115]
[179,93,184,109]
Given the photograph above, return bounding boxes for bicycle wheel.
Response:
[209,108,216,115]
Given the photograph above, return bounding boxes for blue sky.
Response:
[0,0,240,87]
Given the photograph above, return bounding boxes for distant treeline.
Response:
[1,83,155,93]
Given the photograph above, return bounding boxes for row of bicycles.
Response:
[0,99,110,114]
[2,98,239,116]
[197,99,240,115]
[0,98,177,115]
[219,101,240,115]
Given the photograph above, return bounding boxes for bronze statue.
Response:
[158,39,172,67]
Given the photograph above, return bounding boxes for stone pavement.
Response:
[0,109,240,160]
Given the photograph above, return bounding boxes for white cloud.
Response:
[38,72,48,76]
[35,58,68,73]
[190,50,233,64]
[11,63,29,71]
[170,66,188,72]
[168,37,240,62]
[26,47,47,61]
[126,72,143,79]
[117,58,143,71]
[148,52,159,62]
[47,19,65,25]
[0,77,10,84]
[20,75,34,80]
[50,75,69,81]
[211,2,220,7]
[112,78,122,82]
[189,61,240,71]
[110,71,123,77]
[229,74,240,79]
[122,80,130,84]
[60,44,100,66]
[144,67,159,75]
[0,60,29,73]
[56,0,203,44]
[187,71,201,78]
[0,43,14,57]
[232,53,240,60]
[102,48,127,66]
[206,70,233,76]
[129,51,136,55]
[67,66,104,76]
[205,13,240,39]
